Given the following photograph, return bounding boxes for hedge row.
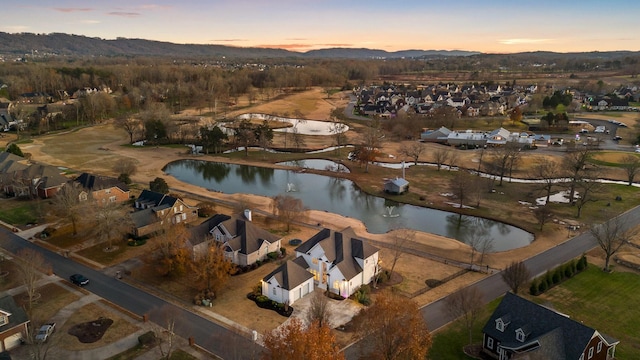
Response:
[530,255,587,296]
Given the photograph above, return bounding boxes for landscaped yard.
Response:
[0,198,44,227]
[429,264,640,359]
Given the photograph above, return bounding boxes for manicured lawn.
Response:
[0,199,42,226]
[533,265,640,359]
[429,298,500,360]
[431,265,640,359]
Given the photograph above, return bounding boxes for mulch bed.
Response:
[67,317,114,343]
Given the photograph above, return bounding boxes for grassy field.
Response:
[0,198,44,227]
[430,264,640,359]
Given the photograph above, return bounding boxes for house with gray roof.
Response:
[0,158,67,199]
[188,214,281,266]
[74,172,130,205]
[261,257,315,306]
[262,227,379,305]
[482,293,619,360]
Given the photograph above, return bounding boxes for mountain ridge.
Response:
[1,32,638,60]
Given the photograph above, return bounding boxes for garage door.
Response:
[4,333,23,351]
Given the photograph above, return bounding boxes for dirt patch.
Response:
[68,317,114,343]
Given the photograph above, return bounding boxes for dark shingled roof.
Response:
[483,293,618,359]
[75,172,129,192]
[263,260,313,290]
[295,227,378,281]
[0,294,29,334]
[189,214,280,255]
[136,189,177,208]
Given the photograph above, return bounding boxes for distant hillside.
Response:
[0,32,478,59]
[0,32,637,61]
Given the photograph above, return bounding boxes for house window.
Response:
[182,213,186,220]
[487,337,493,350]
[180,205,183,211]
[579,354,584,360]
[588,347,594,359]
[272,287,276,295]
[496,320,504,332]
[79,193,88,201]
[174,207,177,213]
[597,341,603,353]
[312,257,318,265]
[0,315,7,326]
[109,196,116,202]
[309,269,320,281]
[515,329,525,342]
[105,189,111,194]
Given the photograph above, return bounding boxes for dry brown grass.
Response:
[14,282,80,324]
[59,302,139,351]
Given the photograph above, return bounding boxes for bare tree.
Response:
[590,217,635,271]
[50,183,87,235]
[93,202,132,250]
[447,150,459,171]
[531,157,561,205]
[15,249,50,318]
[444,286,484,346]
[622,154,640,186]
[533,206,554,230]
[432,147,450,171]
[449,171,475,212]
[113,158,138,184]
[154,305,179,360]
[501,261,530,294]
[306,291,331,328]
[465,229,493,268]
[116,116,141,144]
[389,229,414,276]
[398,142,425,165]
[574,174,603,218]
[563,148,592,202]
[272,194,307,232]
[359,119,384,173]
[488,142,521,186]
[329,118,348,156]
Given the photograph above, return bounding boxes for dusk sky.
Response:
[5,1,640,53]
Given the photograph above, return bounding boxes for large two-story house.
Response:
[262,227,379,306]
[131,190,199,237]
[188,214,281,266]
[482,293,619,360]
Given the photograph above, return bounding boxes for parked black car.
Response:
[70,274,89,286]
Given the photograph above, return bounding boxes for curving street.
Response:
[0,228,262,360]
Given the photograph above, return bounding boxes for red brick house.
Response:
[482,293,619,360]
[74,172,130,205]
[131,190,199,237]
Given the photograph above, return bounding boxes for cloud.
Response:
[137,4,171,10]
[3,25,29,32]
[499,38,553,45]
[256,44,312,50]
[210,39,248,42]
[108,12,141,17]
[320,43,353,47]
[80,20,101,24]
[54,7,93,13]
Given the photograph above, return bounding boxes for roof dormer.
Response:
[515,325,531,342]
[496,314,511,332]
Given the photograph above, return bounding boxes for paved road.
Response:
[345,206,640,359]
[0,228,262,360]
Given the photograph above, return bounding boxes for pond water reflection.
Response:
[163,160,533,251]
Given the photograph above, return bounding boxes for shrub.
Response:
[280,247,287,256]
[538,279,548,293]
[564,264,574,278]
[578,255,588,271]
[267,251,279,260]
[552,268,563,284]
[529,280,539,296]
[138,331,156,346]
[353,285,371,306]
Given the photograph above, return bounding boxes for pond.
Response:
[163,160,533,251]
[276,159,350,173]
